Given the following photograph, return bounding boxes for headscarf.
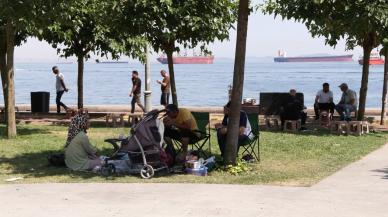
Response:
[65,112,89,148]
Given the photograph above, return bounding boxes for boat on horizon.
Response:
[95,59,128,64]
[274,50,353,63]
[156,55,214,64]
[358,52,385,65]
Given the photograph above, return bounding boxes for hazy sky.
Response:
[14,5,364,63]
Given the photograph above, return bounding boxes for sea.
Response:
[2,58,385,108]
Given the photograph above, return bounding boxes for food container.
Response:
[185,166,208,176]
[185,160,202,169]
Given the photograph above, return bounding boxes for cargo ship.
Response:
[274,50,353,62]
[156,55,214,64]
[358,52,384,65]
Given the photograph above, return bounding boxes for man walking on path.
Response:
[157,69,170,107]
[52,66,69,114]
[129,70,145,113]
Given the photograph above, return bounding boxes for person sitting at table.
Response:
[215,101,252,158]
[163,104,200,162]
[336,83,357,121]
[280,89,307,130]
[314,82,335,120]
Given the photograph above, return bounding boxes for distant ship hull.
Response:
[358,57,384,65]
[157,56,214,64]
[274,55,353,62]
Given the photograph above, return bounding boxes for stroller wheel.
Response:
[140,164,154,179]
[100,163,115,177]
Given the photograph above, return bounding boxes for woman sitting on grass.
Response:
[64,111,102,171]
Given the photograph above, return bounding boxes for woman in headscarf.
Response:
[64,111,102,171]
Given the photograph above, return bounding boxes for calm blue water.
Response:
[2,59,385,108]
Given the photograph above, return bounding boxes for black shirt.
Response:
[132,77,141,95]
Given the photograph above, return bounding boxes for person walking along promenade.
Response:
[52,66,69,113]
[129,70,145,113]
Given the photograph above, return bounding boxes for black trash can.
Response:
[31,92,50,113]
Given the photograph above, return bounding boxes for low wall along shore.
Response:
[5,104,387,116]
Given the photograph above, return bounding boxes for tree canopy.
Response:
[113,0,237,105]
[263,0,388,120]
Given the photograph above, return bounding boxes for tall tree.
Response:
[264,0,384,120]
[0,0,54,138]
[381,47,388,125]
[115,0,236,106]
[224,0,250,165]
[39,0,145,109]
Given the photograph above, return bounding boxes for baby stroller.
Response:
[101,109,168,179]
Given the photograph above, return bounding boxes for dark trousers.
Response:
[164,127,200,144]
[314,102,335,118]
[160,93,170,106]
[280,111,307,127]
[217,129,249,157]
[131,94,145,113]
[56,90,67,113]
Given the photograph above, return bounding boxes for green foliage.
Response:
[223,160,252,176]
[38,0,145,60]
[262,0,388,49]
[114,0,237,53]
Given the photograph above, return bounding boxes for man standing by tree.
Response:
[157,69,170,108]
[129,70,145,113]
[52,66,69,113]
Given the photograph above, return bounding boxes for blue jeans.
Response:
[335,104,356,121]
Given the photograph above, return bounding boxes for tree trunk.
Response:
[77,55,84,109]
[380,48,388,125]
[357,40,373,121]
[224,0,249,166]
[166,43,178,106]
[4,20,17,138]
[0,31,7,126]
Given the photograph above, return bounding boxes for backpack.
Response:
[47,153,66,167]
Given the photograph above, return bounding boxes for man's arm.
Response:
[174,119,192,130]
[59,75,68,91]
[314,95,319,104]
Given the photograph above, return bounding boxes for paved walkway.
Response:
[1,144,388,217]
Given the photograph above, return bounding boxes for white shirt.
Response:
[56,73,65,92]
[316,90,333,103]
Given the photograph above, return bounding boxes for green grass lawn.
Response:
[0,124,387,186]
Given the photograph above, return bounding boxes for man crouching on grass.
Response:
[163,104,200,162]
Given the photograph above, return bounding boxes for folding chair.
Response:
[191,112,211,158]
[169,112,211,158]
[239,113,260,162]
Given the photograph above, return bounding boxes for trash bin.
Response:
[31,92,50,113]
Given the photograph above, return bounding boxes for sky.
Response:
[14,5,364,63]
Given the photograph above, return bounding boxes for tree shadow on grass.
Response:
[372,167,388,180]
[0,125,52,138]
[0,147,123,181]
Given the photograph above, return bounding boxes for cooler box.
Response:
[31,91,50,113]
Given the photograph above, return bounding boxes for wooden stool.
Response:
[348,121,370,136]
[319,111,331,127]
[128,114,142,127]
[265,117,280,130]
[106,113,126,127]
[283,120,301,132]
[330,121,350,135]
[362,121,370,134]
